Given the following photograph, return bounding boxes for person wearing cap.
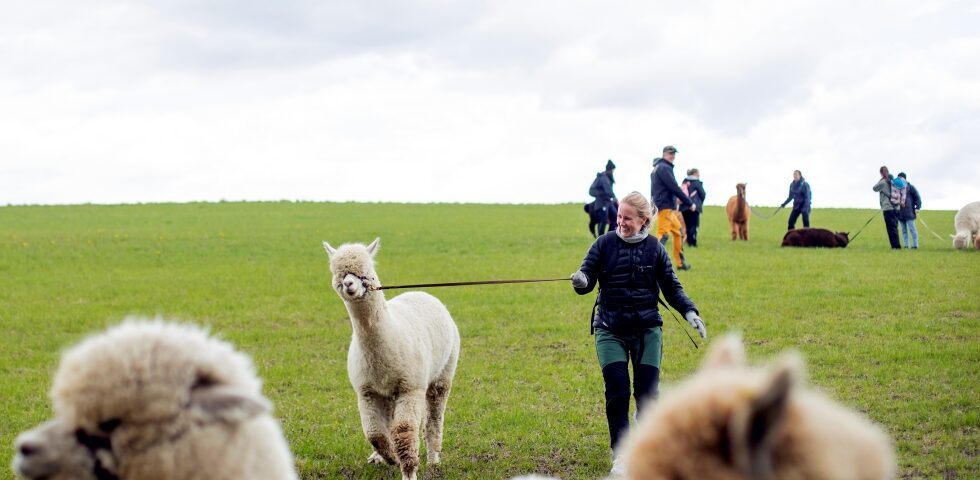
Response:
[590,160,618,236]
[896,172,922,248]
[651,146,695,270]
[780,170,812,230]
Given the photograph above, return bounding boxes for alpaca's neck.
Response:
[733,193,748,222]
[344,293,390,340]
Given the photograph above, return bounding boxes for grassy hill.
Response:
[0,201,976,479]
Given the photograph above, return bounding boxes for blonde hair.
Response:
[621,191,656,225]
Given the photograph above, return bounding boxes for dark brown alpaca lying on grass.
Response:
[781,228,849,248]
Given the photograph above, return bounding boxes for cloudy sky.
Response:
[2,0,978,210]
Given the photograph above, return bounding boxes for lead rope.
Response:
[748,205,784,220]
[659,297,699,349]
[847,211,880,244]
[916,215,948,241]
[369,275,700,349]
[368,277,569,290]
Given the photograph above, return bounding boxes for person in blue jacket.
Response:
[897,172,922,248]
[780,170,812,229]
[570,191,706,477]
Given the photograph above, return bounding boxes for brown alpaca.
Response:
[726,183,749,241]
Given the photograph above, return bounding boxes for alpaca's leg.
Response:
[358,393,397,465]
[392,390,426,480]
[424,378,453,464]
[730,223,737,241]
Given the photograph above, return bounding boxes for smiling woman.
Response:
[569,190,706,476]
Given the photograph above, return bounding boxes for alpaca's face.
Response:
[324,240,381,301]
[337,271,371,299]
[953,233,968,249]
[13,419,100,480]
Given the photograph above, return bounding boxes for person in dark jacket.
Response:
[590,160,618,236]
[872,166,902,249]
[780,170,812,230]
[897,172,921,248]
[680,168,706,247]
[651,146,695,270]
[570,191,705,476]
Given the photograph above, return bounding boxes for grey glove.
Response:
[685,311,707,339]
[571,271,588,289]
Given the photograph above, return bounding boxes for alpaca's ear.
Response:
[366,237,381,256]
[729,353,801,479]
[323,241,337,256]
[701,334,746,370]
[190,384,271,424]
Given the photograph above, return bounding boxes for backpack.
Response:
[589,175,601,198]
[681,180,691,198]
[889,179,907,207]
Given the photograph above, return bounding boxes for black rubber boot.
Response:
[633,364,661,419]
[601,362,631,450]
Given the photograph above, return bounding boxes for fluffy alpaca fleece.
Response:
[726,183,750,241]
[324,238,460,480]
[13,319,298,480]
[621,335,895,480]
[952,201,980,249]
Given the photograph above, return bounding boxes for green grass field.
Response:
[1,201,976,479]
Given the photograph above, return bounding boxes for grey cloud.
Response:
[150,0,490,72]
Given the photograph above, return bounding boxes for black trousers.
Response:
[682,210,700,246]
[883,210,901,249]
[601,362,660,450]
[597,200,618,236]
[787,208,810,229]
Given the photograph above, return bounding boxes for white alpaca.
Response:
[323,238,460,480]
[952,201,980,249]
[12,319,297,480]
[621,335,895,480]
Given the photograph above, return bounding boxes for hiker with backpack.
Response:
[873,166,902,249]
[570,191,705,477]
[680,168,706,247]
[896,172,922,249]
[589,160,618,236]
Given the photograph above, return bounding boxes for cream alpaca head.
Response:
[952,232,969,249]
[623,335,895,480]
[13,319,272,480]
[323,238,381,301]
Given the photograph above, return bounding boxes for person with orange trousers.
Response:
[650,145,695,270]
